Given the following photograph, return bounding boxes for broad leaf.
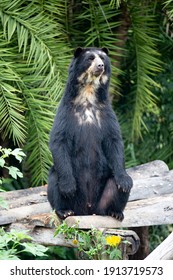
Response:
[6,166,23,179]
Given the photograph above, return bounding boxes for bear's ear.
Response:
[101,47,109,56]
[74,47,83,58]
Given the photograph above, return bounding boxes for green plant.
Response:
[47,246,77,260]
[0,0,71,187]
[0,228,48,260]
[55,221,123,260]
[0,146,26,207]
[1,0,173,184]
[149,224,173,253]
[0,147,48,260]
[0,147,25,184]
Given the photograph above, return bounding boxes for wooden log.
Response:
[0,160,170,214]
[0,185,47,200]
[127,160,169,179]
[8,222,74,247]
[0,160,172,227]
[1,192,173,227]
[129,170,173,201]
[127,161,170,260]
[129,226,149,260]
[8,222,139,258]
[0,171,172,216]
[0,202,51,225]
[65,193,173,228]
[145,232,173,260]
[0,185,47,211]
[0,160,169,210]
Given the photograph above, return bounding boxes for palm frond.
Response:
[0,34,26,145]
[0,1,69,78]
[0,0,71,186]
[23,91,54,186]
[109,0,126,9]
[163,0,173,15]
[70,0,124,90]
[127,2,162,141]
[18,71,63,186]
[0,82,26,144]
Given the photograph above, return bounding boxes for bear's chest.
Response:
[72,82,103,127]
[74,84,101,127]
[74,102,101,127]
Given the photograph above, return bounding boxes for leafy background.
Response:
[0,0,173,260]
[0,0,173,188]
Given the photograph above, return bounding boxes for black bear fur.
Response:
[47,47,133,221]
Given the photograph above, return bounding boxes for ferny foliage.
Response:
[0,0,173,187]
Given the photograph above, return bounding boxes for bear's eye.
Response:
[99,55,105,61]
[88,55,95,61]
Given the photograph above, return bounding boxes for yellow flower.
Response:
[105,235,121,247]
[72,239,78,245]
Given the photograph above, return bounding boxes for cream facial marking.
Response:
[101,74,108,84]
[77,52,105,86]
[74,51,107,126]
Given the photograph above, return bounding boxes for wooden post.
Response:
[145,232,173,260]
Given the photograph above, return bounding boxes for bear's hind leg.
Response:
[47,167,74,219]
[96,178,129,221]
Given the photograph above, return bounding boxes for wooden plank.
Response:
[8,223,139,257]
[0,171,172,212]
[0,186,47,211]
[1,192,173,227]
[145,232,173,260]
[65,193,173,228]
[129,170,173,201]
[0,160,172,227]
[0,160,169,206]
[0,185,47,200]
[8,223,74,247]
[0,202,51,225]
[127,160,169,179]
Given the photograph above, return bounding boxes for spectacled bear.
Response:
[47,47,133,221]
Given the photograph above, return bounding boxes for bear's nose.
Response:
[97,63,104,70]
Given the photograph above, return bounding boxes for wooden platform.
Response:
[0,160,173,259]
[1,160,172,228]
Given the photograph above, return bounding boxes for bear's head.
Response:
[69,47,111,87]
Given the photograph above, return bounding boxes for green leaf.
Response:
[126,1,162,141]
[109,248,122,260]
[0,249,20,260]
[11,148,26,162]
[0,158,5,168]
[2,148,12,157]
[0,0,71,186]
[5,166,23,179]
[22,243,48,257]
[9,229,32,242]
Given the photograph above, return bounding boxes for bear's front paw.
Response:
[116,173,133,193]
